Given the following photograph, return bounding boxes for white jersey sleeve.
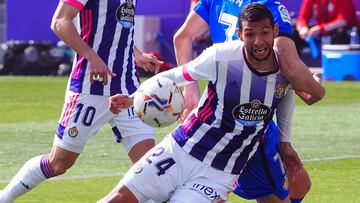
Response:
[154,45,218,86]
[276,89,294,142]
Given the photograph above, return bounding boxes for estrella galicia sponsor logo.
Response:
[116,0,135,28]
[68,126,78,138]
[190,183,220,202]
[233,100,271,126]
[275,83,286,98]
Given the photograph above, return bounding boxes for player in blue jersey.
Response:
[98,4,312,203]
[176,0,324,124]
[172,1,316,202]
[0,0,163,202]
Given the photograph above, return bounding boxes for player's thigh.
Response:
[172,164,238,203]
[109,106,155,153]
[54,92,113,153]
[120,136,182,203]
[171,187,216,203]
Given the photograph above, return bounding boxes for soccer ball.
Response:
[133,77,184,128]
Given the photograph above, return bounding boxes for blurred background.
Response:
[0,0,360,80]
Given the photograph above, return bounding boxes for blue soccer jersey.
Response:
[63,0,139,96]
[194,0,292,43]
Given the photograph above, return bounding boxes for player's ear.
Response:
[273,24,279,38]
[236,28,243,41]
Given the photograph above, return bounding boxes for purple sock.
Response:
[40,154,55,178]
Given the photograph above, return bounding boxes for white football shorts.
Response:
[54,91,155,153]
[121,135,238,203]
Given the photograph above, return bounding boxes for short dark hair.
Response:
[238,3,274,29]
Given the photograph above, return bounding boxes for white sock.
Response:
[1,154,55,201]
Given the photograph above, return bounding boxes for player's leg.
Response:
[0,93,112,202]
[171,187,220,203]
[98,182,138,203]
[128,139,155,163]
[98,136,183,203]
[170,161,238,203]
[288,166,311,203]
[0,144,80,200]
[109,106,155,163]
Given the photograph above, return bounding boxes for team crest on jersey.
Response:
[68,126,78,138]
[232,100,271,126]
[278,5,291,24]
[275,83,286,98]
[116,0,135,28]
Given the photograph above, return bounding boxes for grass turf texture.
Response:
[0,76,359,202]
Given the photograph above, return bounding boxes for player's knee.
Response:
[125,137,155,163]
[97,185,138,203]
[298,168,311,193]
[289,167,312,198]
[303,171,312,194]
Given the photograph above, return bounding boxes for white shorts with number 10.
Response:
[121,135,238,203]
[54,91,155,153]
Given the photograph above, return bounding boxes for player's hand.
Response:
[109,94,133,114]
[135,53,164,73]
[298,26,309,40]
[88,55,116,85]
[179,82,201,123]
[308,25,321,38]
[278,142,303,181]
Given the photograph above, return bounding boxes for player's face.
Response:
[237,19,279,62]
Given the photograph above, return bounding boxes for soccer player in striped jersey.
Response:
[0,0,163,202]
[98,4,306,203]
[173,1,315,203]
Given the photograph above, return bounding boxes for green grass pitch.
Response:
[0,76,359,202]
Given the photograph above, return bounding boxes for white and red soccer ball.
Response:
[133,77,184,128]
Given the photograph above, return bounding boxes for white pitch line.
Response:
[302,154,360,162]
[1,155,360,183]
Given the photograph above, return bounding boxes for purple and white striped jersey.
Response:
[63,0,139,96]
[159,40,291,175]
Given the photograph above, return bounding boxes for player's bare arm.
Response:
[294,73,323,105]
[173,10,209,123]
[51,1,115,85]
[274,36,325,105]
[134,46,164,73]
